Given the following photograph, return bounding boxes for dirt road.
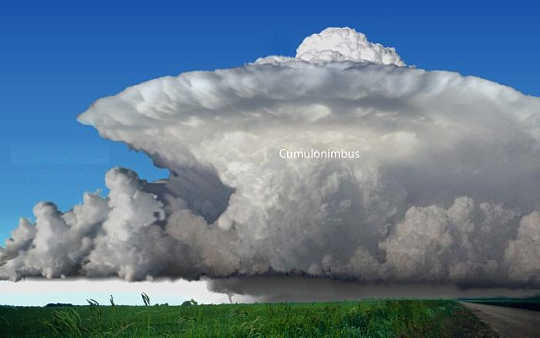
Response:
[461,302,540,338]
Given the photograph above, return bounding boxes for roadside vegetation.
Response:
[0,298,497,337]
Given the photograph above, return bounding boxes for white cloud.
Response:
[2,27,540,296]
[296,27,405,65]
[505,211,540,282]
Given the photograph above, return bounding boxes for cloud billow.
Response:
[2,27,540,292]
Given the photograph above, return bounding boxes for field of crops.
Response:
[0,299,496,337]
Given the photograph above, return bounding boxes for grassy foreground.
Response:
[0,300,496,337]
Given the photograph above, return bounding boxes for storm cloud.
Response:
[2,28,540,295]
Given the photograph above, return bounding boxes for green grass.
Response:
[0,300,495,337]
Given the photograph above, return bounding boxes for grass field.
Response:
[0,300,496,337]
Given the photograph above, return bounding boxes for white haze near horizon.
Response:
[2,27,540,302]
[0,279,254,306]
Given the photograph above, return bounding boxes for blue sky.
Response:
[1,0,540,245]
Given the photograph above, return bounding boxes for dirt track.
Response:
[461,302,540,338]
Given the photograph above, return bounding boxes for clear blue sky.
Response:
[1,0,539,244]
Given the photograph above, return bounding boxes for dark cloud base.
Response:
[209,276,540,302]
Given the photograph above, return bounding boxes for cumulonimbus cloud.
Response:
[2,28,540,292]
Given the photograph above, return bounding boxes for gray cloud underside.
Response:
[208,276,540,302]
